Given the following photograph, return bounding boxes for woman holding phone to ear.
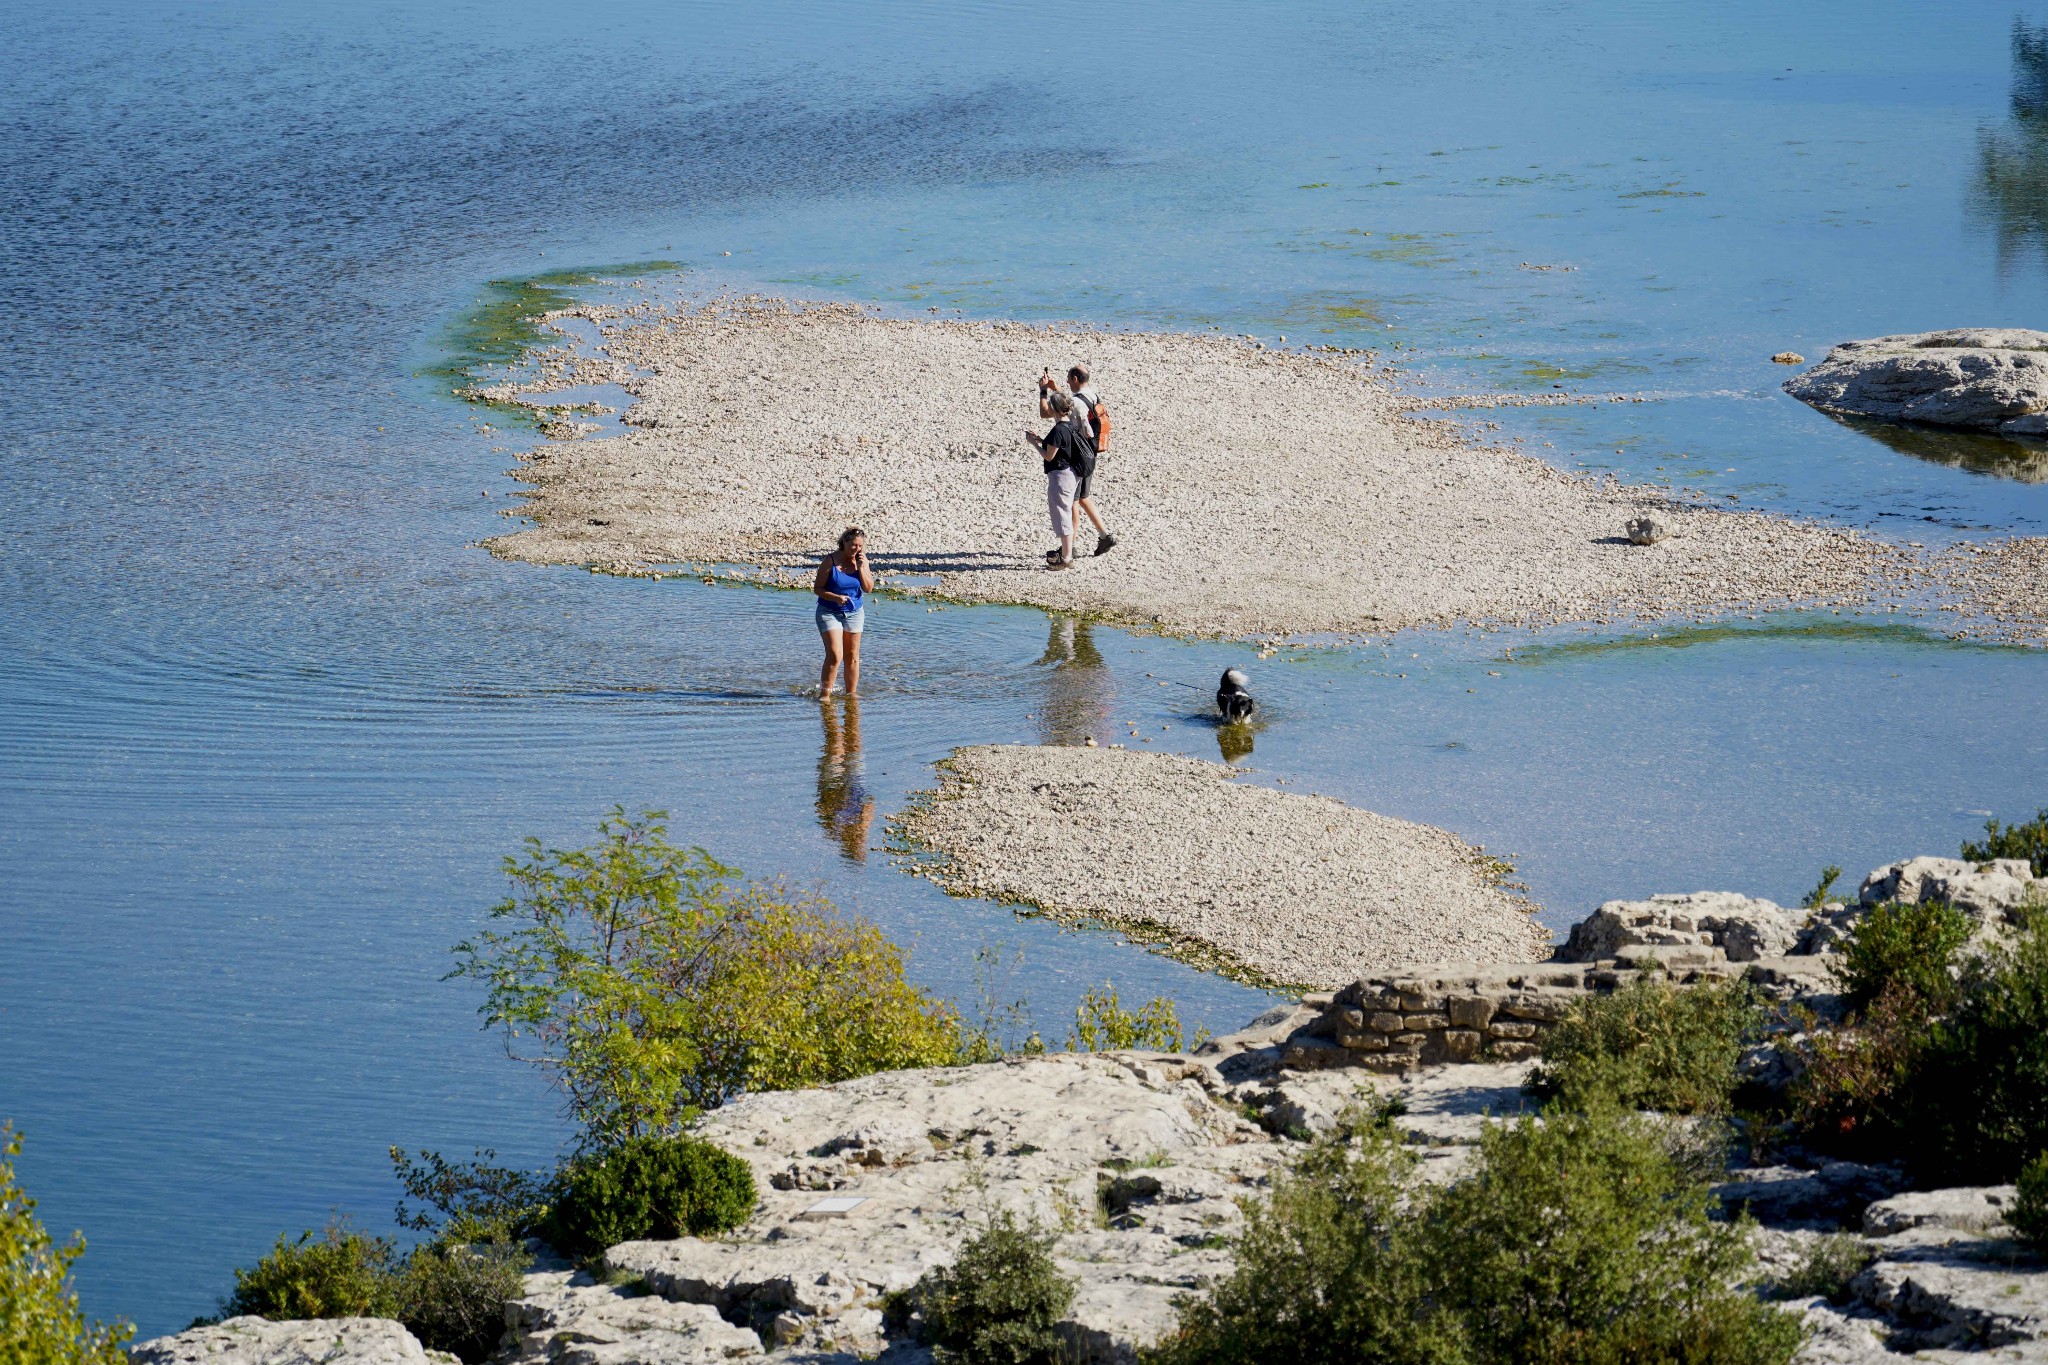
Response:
[814,526,873,697]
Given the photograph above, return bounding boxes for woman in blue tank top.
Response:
[813,526,873,697]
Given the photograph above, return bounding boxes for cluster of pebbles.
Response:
[894,744,1547,990]
[477,296,1961,641]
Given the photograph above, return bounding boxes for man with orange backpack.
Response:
[1038,364,1117,556]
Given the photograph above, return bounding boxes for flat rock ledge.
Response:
[1786,329,2048,437]
[131,853,2048,1365]
[130,1316,454,1364]
[482,296,1902,641]
[893,744,1547,990]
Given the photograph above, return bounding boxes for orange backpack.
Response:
[1082,392,1111,453]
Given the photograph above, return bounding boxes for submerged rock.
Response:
[1785,329,2048,437]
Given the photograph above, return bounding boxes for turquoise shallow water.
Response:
[3,0,2047,1336]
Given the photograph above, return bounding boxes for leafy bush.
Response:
[913,1211,1076,1365]
[396,1240,529,1363]
[2008,1151,2048,1254]
[390,1147,551,1243]
[1787,983,1928,1160]
[1151,1105,1802,1365]
[545,1134,756,1259]
[1907,916,2048,1180]
[1150,1121,1445,1365]
[223,1222,400,1320]
[0,1125,133,1365]
[1771,1233,1875,1303]
[452,809,964,1148]
[1962,806,2048,877]
[1069,984,1202,1053]
[1834,900,1971,1014]
[1525,973,1765,1115]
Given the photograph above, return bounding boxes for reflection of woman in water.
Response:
[815,696,875,862]
[1034,615,1113,747]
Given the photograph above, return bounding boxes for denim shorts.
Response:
[816,601,864,635]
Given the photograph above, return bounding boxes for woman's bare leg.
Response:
[820,632,844,696]
[843,632,862,696]
[1078,496,1107,535]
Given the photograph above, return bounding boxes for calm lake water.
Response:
[5,0,2048,1337]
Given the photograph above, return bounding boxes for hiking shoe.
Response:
[1045,557,1071,571]
[1093,533,1119,557]
[1045,548,1065,564]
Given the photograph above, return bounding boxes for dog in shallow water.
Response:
[1216,668,1256,722]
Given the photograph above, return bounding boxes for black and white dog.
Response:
[1216,668,1256,722]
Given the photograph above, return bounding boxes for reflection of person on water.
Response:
[815,696,874,862]
[1034,615,1113,747]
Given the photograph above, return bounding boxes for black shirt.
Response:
[1042,418,1095,474]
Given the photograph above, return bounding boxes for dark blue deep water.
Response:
[5,0,2048,1337]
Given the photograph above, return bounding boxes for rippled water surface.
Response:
[5,0,2048,1336]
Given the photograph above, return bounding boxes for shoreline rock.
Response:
[1785,329,2048,438]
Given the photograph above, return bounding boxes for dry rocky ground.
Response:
[894,744,1546,990]
[477,297,1946,641]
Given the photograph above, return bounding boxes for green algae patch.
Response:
[422,259,683,421]
[1509,618,1997,667]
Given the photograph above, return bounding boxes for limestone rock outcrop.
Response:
[129,1317,447,1365]
[1785,329,2048,437]
[1559,890,1810,963]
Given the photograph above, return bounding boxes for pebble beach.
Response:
[894,744,1549,991]
[478,297,1950,642]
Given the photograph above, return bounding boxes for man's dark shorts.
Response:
[1072,455,1096,501]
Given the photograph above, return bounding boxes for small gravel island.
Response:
[894,744,1547,989]
[481,297,1907,641]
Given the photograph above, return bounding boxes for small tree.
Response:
[0,1126,132,1365]
[451,809,963,1148]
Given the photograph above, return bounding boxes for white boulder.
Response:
[129,1317,443,1365]
[1558,891,1805,963]
[1785,329,2048,437]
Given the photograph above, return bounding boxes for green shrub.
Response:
[0,1125,133,1365]
[1962,807,2048,877]
[1525,973,1765,1115]
[1151,1106,1802,1365]
[223,1222,400,1320]
[2008,1151,2048,1254]
[1907,917,2048,1180]
[390,1148,551,1244]
[396,1240,530,1363]
[913,1211,1076,1365]
[453,809,964,1148]
[1801,865,1843,909]
[1835,900,1971,1014]
[1069,984,1203,1054]
[1150,1122,1448,1365]
[546,1134,756,1259]
[1771,1233,1875,1303]
[1787,983,1928,1160]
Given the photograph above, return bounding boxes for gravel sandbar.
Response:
[894,744,1548,990]
[482,297,1915,640]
